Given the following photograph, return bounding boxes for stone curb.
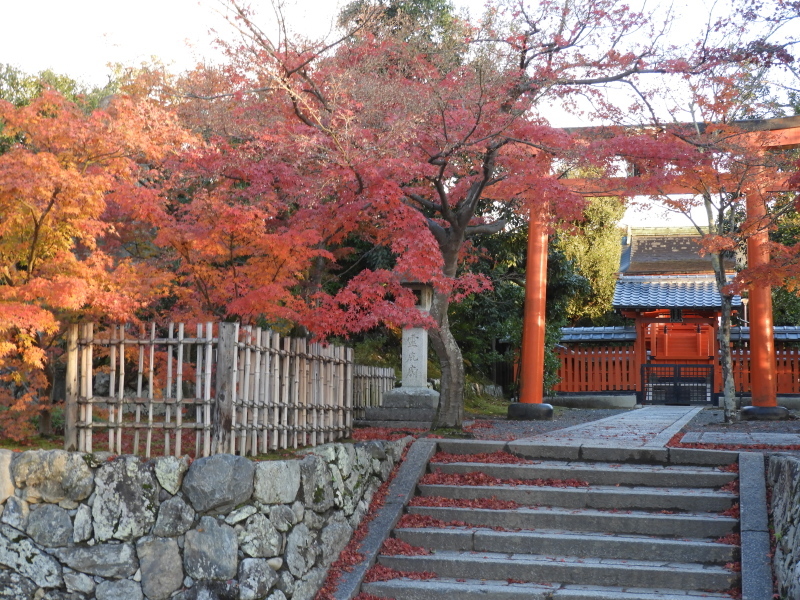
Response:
[739,451,774,600]
[333,438,437,600]
[644,406,703,447]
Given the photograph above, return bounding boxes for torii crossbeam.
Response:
[510,115,800,421]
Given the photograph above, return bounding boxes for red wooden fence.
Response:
[554,346,636,392]
[555,347,800,394]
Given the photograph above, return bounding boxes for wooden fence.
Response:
[731,349,800,395]
[65,322,395,458]
[352,365,397,420]
[554,346,800,395]
[553,346,636,393]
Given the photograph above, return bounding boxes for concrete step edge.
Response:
[378,553,738,591]
[393,527,737,563]
[380,550,735,572]
[362,578,734,600]
[429,462,737,487]
[406,506,738,537]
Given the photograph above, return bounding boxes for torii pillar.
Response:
[508,205,554,420]
[741,192,789,420]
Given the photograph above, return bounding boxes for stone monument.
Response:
[359,281,440,429]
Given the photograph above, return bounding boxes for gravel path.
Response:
[465,405,800,441]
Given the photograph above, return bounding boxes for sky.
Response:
[1,0,711,227]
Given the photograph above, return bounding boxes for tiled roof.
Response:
[613,275,741,309]
[560,327,636,342]
[624,235,736,274]
[730,326,800,341]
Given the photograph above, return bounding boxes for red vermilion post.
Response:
[520,212,548,404]
[746,194,776,405]
[742,191,787,419]
[508,205,553,420]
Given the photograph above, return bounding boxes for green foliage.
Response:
[447,222,589,396]
[0,64,118,112]
[555,197,625,324]
[350,330,402,373]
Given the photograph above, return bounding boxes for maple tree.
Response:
[176,0,758,428]
[0,89,190,439]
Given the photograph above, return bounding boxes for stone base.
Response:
[381,387,440,410]
[507,402,554,421]
[741,405,791,421]
[546,394,637,409]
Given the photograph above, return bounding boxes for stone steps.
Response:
[394,527,738,563]
[359,443,742,599]
[363,578,736,600]
[417,482,736,512]
[378,551,737,591]
[404,505,738,537]
[429,460,737,488]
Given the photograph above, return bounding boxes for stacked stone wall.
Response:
[767,453,800,599]
[0,438,409,600]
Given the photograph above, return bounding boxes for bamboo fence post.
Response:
[194,323,203,458]
[86,324,94,453]
[309,343,317,447]
[175,323,184,457]
[135,324,144,455]
[240,326,252,456]
[165,323,174,456]
[270,331,280,451]
[212,322,238,455]
[291,338,300,449]
[298,338,308,447]
[280,336,291,450]
[345,348,353,437]
[116,325,125,455]
[108,327,117,453]
[203,322,213,457]
[64,325,79,451]
[260,329,271,454]
[146,323,155,458]
[251,328,262,456]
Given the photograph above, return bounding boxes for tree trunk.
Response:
[710,251,737,422]
[429,288,465,428]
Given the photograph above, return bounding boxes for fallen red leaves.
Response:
[363,565,437,583]
[409,495,522,510]
[430,451,535,464]
[724,561,742,572]
[720,480,740,494]
[420,470,589,488]
[667,432,800,452]
[381,538,431,556]
[721,503,740,519]
[396,513,467,529]
[715,533,741,546]
[719,462,739,473]
[351,427,426,441]
[314,443,412,600]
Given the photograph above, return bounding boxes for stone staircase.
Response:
[361,440,742,600]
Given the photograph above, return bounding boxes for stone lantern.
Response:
[358,279,440,429]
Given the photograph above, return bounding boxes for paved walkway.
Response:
[516,406,702,448]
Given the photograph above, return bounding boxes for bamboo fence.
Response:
[352,365,397,419]
[65,322,395,458]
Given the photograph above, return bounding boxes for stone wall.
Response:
[767,453,800,599]
[0,438,409,600]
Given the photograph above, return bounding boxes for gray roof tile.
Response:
[613,274,741,309]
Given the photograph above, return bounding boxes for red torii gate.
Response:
[509,117,800,420]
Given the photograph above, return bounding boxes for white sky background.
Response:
[0,0,755,228]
